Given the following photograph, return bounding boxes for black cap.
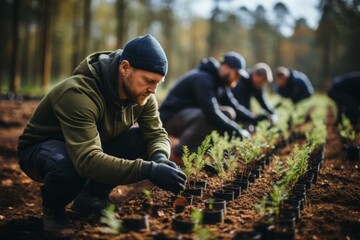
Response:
[119,34,168,76]
[220,51,249,78]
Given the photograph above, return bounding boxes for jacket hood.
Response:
[197,57,220,78]
[73,50,132,108]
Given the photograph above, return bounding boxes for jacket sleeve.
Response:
[194,77,240,134]
[52,88,143,185]
[224,87,258,123]
[292,78,312,103]
[137,95,171,159]
[254,89,274,114]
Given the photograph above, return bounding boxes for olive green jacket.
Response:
[18,50,171,185]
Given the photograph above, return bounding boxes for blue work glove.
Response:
[141,161,186,194]
[151,152,178,169]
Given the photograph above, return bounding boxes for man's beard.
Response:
[123,77,149,106]
[220,73,231,85]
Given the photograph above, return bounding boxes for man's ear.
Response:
[119,60,131,75]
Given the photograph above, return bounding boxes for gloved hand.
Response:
[234,128,251,139]
[141,161,186,194]
[255,114,269,123]
[270,113,279,124]
[239,128,251,139]
[151,152,178,169]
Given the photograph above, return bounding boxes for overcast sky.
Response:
[191,0,321,30]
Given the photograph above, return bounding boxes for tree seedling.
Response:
[193,135,212,186]
[191,209,212,240]
[100,204,122,234]
[182,145,196,188]
[338,114,356,143]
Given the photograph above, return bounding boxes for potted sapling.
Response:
[100,204,122,234]
[209,143,235,202]
[142,189,167,217]
[254,184,295,240]
[190,135,212,189]
[339,114,359,161]
[223,151,242,198]
[182,146,203,197]
[236,138,257,185]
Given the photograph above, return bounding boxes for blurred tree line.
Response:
[0,0,359,97]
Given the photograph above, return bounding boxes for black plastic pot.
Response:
[290,190,306,210]
[223,184,241,198]
[293,183,306,193]
[232,179,249,191]
[252,166,262,179]
[280,203,300,221]
[184,187,203,198]
[142,201,166,217]
[172,216,194,233]
[203,164,219,175]
[275,211,296,229]
[213,190,235,202]
[232,231,262,240]
[248,173,257,183]
[311,163,321,184]
[297,177,312,191]
[153,232,180,240]
[189,180,207,189]
[345,145,360,161]
[122,214,149,232]
[204,198,227,214]
[201,208,224,224]
[262,224,295,240]
[265,156,271,166]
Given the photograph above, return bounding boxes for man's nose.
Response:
[148,85,157,94]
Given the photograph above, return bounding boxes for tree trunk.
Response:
[82,0,91,56]
[72,0,81,70]
[116,0,127,48]
[41,0,53,93]
[10,0,21,95]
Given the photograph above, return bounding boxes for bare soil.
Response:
[0,100,359,240]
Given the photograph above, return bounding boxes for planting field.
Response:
[0,97,359,240]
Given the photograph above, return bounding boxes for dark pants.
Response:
[163,107,236,156]
[18,127,147,210]
[328,89,360,125]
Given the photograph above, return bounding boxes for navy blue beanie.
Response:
[119,34,168,76]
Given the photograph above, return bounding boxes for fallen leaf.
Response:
[0,215,5,220]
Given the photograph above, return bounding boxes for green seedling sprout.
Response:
[182,145,196,188]
[223,150,238,182]
[143,189,152,197]
[191,209,212,240]
[100,204,122,234]
[193,135,212,187]
[339,114,356,142]
[207,198,214,210]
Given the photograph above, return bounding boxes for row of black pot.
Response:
[237,146,325,240]
[343,142,360,161]
[170,155,276,233]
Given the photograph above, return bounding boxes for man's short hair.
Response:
[275,66,290,78]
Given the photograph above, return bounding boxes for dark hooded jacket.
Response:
[18,50,170,185]
[275,69,314,103]
[328,72,360,103]
[231,73,274,114]
[159,58,257,135]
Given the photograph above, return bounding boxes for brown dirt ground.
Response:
[0,100,359,240]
